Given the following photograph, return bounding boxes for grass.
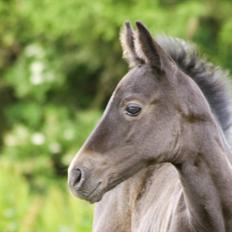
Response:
[0,161,93,232]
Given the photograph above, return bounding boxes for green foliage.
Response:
[3,110,100,177]
[0,0,231,231]
[0,161,92,232]
[0,162,29,232]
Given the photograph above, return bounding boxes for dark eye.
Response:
[125,104,142,116]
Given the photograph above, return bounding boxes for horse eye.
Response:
[125,104,142,116]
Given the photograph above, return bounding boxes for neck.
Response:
[174,121,232,231]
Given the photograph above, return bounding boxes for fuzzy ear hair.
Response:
[135,21,171,71]
[120,22,144,67]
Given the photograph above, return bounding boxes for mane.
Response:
[156,36,232,137]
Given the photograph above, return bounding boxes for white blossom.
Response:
[31,133,45,145]
[30,61,44,85]
[49,143,61,153]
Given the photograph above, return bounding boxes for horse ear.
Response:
[135,21,171,71]
[120,22,144,67]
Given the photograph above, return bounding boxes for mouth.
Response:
[85,182,103,203]
[70,181,104,203]
[69,163,143,203]
[78,171,139,203]
[87,175,128,203]
[70,176,124,203]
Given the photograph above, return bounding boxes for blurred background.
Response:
[0,0,232,231]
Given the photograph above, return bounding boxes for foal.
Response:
[68,22,232,231]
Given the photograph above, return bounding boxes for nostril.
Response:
[70,168,82,187]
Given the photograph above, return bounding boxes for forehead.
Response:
[116,65,158,99]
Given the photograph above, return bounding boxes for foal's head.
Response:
[68,22,211,202]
